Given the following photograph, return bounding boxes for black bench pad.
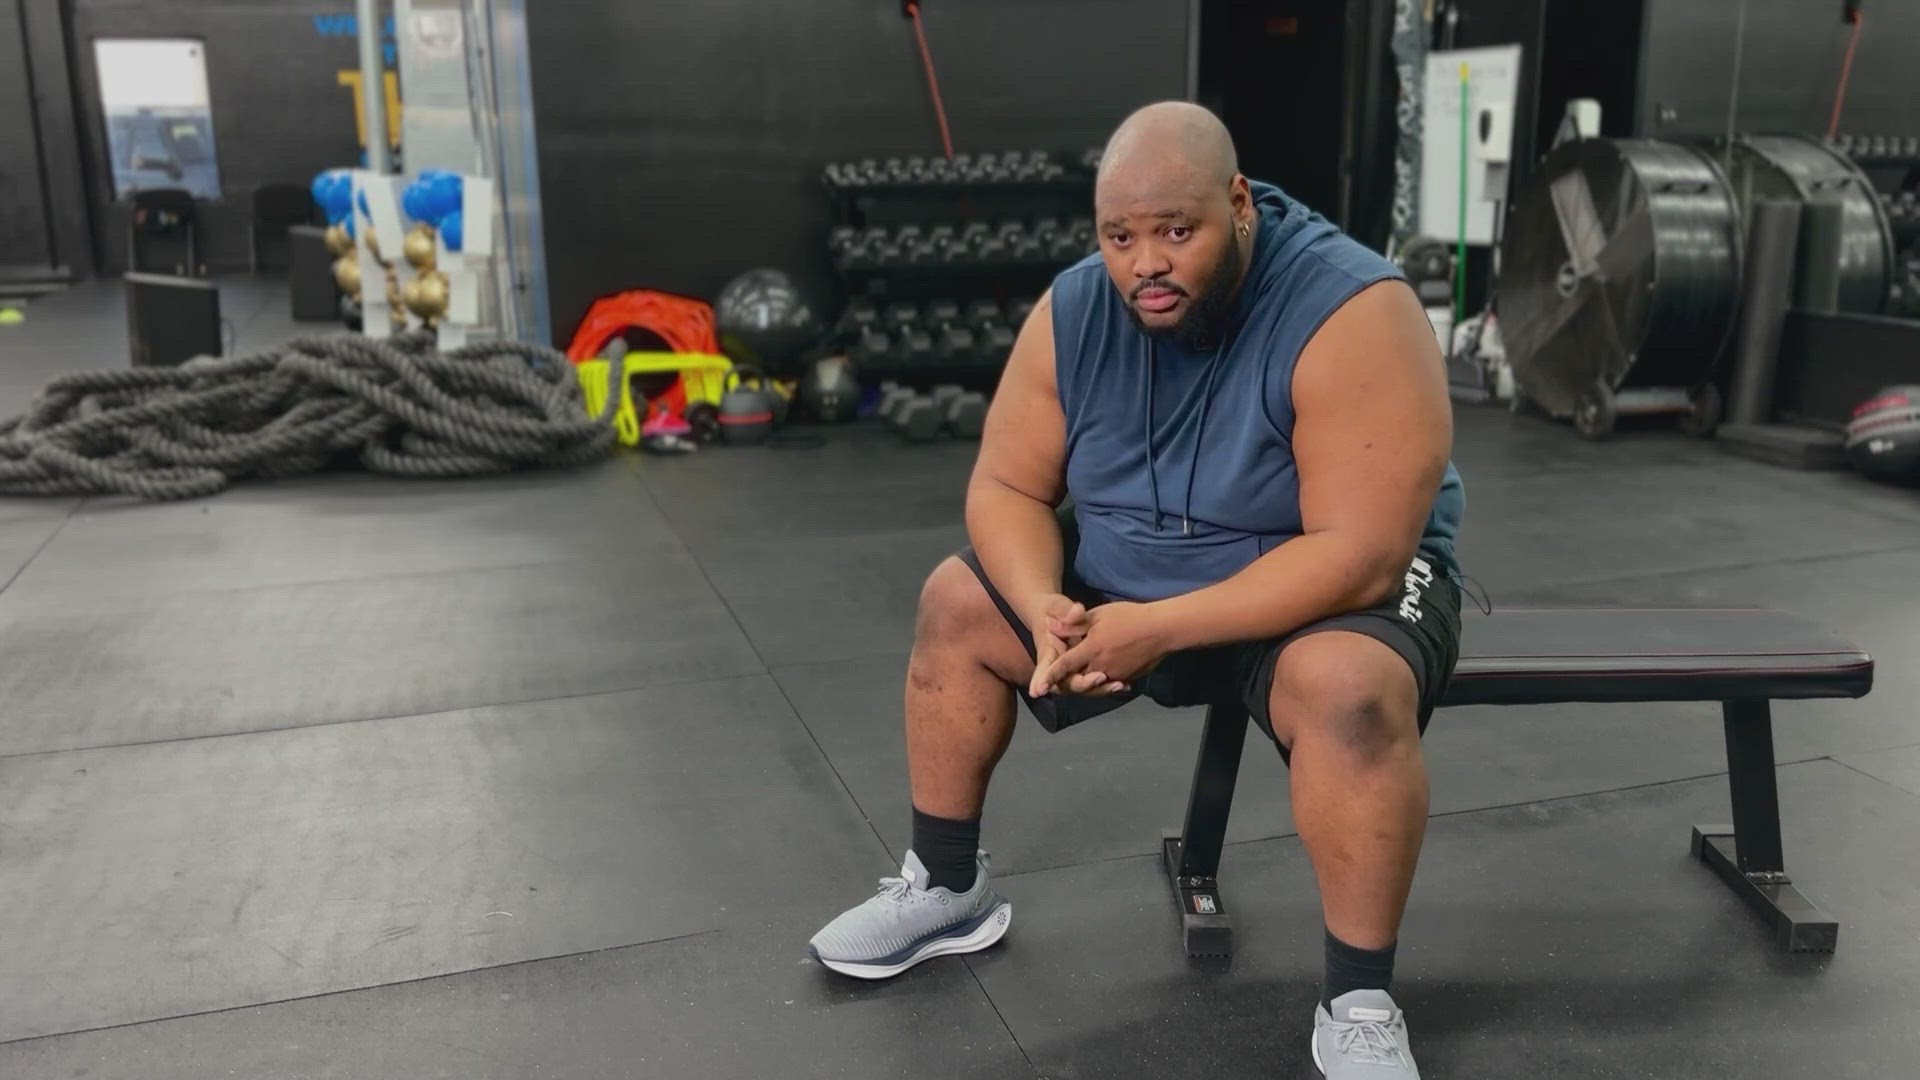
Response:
[1444,607,1874,707]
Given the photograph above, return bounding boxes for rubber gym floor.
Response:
[1,277,1917,1079]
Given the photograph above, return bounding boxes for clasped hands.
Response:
[1024,594,1172,699]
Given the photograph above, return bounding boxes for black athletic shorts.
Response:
[957,520,1463,753]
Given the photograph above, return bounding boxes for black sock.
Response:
[911,807,981,892]
[1322,929,1396,1011]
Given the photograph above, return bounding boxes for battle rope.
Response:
[0,331,618,501]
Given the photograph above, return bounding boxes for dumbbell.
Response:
[925,301,977,364]
[897,325,935,366]
[946,391,988,438]
[830,225,858,253]
[890,393,943,441]
[1008,298,1038,325]
[905,235,943,265]
[967,301,1015,362]
[853,326,892,367]
[841,298,880,331]
[1046,232,1083,261]
[975,233,1010,262]
[841,239,878,270]
[891,388,988,442]
[878,384,920,424]
[965,299,1002,325]
[884,300,922,330]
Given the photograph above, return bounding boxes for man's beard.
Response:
[1127,230,1244,351]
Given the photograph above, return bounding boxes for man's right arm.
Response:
[964,289,1071,632]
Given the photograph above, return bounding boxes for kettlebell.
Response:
[800,355,861,423]
[719,366,779,444]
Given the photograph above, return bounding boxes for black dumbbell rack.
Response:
[1828,133,1920,171]
[822,149,1101,389]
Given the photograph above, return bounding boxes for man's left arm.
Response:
[1151,278,1453,651]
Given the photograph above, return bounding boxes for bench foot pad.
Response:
[1162,832,1233,958]
[1692,825,1838,953]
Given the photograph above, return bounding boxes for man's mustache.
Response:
[1132,280,1187,299]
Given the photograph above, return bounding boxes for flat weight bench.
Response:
[1162,607,1874,957]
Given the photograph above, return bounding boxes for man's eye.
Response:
[1107,233,1131,247]
[1167,226,1192,241]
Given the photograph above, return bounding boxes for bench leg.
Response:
[1163,702,1248,957]
[1691,698,1839,953]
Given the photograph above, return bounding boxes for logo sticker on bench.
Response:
[1193,894,1217,914]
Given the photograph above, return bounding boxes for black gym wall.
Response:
[525,0,1189,347]
[66,0,384,273]
[1448,0,1920,169]
[0,0,55,270]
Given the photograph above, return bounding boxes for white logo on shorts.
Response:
[1399,556,1433,623]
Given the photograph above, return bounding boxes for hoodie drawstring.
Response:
[1144,337,1229,536]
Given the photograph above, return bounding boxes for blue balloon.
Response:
[440,210,463,252]
[312,170,354,216]
[427,173,463,222]
[402,178,431,224]
[356,189,370,219]
[342,213,357,239]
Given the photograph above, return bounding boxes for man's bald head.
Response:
[1096,101,1240,193]
[1091,102,1255,348]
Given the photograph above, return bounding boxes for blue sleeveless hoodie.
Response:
[1052,180,1465,603]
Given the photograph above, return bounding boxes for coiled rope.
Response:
[0,331,617,501]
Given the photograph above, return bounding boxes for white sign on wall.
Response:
[94,38,223,199]
[1420,44,1522,247]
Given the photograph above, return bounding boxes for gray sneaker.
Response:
[808,850,1011,979]
[1312,989,1420,1078]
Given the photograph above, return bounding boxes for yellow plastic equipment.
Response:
[575,351,734,446]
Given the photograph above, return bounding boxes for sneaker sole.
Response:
[1311,1032,1324,1075]
[811,900,1012,980]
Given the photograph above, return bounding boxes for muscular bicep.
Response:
[970,289,1067,506]
[1290,279,1452,568]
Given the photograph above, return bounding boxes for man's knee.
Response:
[916,557,996,640]
[1269,632,1419,763]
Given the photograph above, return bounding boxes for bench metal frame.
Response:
[1152,599,1873,953]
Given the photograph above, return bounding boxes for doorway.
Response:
[1192,0,1398,251]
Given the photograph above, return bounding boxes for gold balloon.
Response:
[385,274,404,312]
[401,276,425,312]
[407,270,450,320]
[402,225,437,271]
[332,255,361,296]
[324,223,354,257]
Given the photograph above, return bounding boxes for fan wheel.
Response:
[1679,382,1723,437]
[1573,381,1617,439]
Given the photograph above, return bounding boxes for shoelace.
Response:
[1332,1018,1405,1066]
[874,876,917,902]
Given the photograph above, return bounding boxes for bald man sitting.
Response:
[809,103,1465,1079]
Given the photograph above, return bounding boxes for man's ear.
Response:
[1229,174,1252,229]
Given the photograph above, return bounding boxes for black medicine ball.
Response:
[714,269,822,374]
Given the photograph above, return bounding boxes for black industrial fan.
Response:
[1499,138,1742,437]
